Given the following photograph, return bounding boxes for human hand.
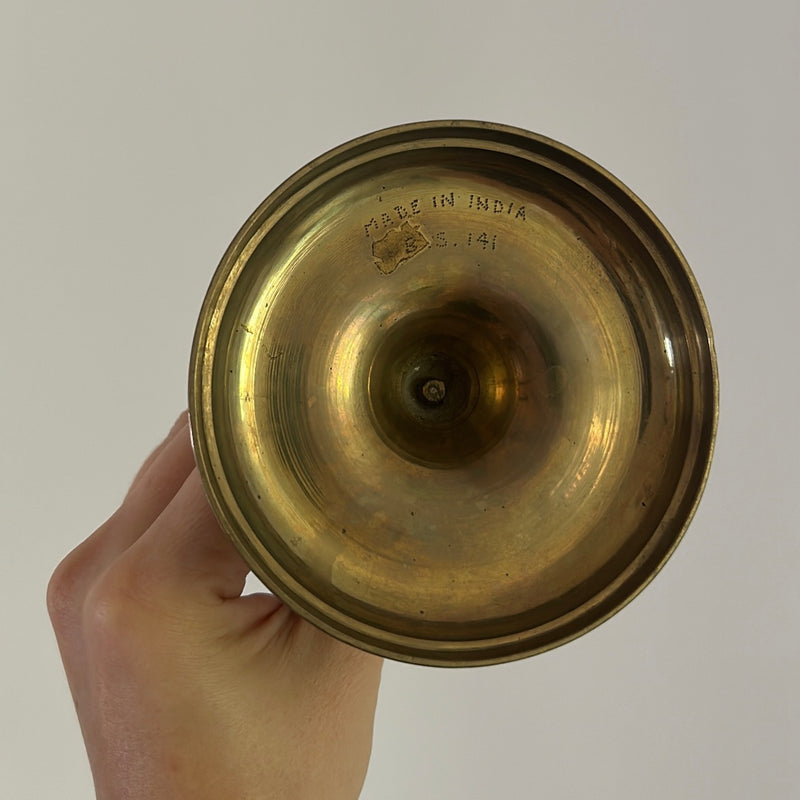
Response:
[47,413,382,799]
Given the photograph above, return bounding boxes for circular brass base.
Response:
[190,121,717,666]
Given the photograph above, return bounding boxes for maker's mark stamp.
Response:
[372,221,430,275]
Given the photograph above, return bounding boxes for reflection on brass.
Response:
[189,121,718,666]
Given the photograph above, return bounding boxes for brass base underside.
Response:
[190,122,717,665]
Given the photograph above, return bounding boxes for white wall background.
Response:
[2,1,798,797]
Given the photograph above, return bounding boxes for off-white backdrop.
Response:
[3,2,798,798]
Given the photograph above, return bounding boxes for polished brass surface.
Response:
[189,121,718,666]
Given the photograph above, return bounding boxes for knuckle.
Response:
[46,553,84,633]
[82,566,138,648]
[45,512,125,632]
[82,558,164,650]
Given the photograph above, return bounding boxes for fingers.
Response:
[50,414,196,615]
[50,407,379,678]
[126,411,189,499]
[123,468,252,603]
[47,412,196,713]
[114,416,196,554]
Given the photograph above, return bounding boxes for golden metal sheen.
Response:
[189,121,718,666]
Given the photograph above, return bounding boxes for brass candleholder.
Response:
[189,121,717,666]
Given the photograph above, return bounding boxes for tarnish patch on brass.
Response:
[372,221,430,275]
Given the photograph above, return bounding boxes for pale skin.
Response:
[47,412,383,799]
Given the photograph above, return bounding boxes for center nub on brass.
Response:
[367,304,521,468]
[420,378,446,405]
